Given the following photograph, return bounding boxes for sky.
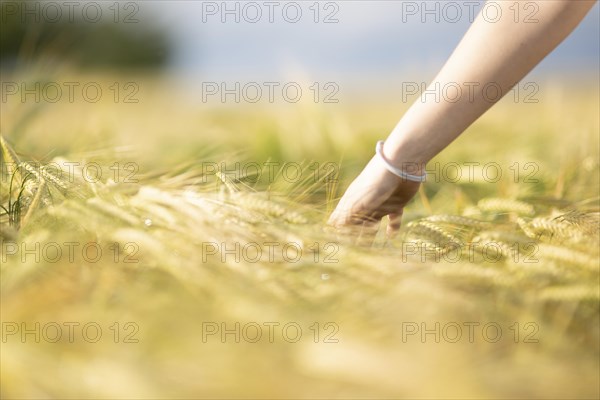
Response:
[140,0,600,99]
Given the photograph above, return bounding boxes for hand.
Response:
[328,156,421,238]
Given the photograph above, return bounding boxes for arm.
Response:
[385,0,597,170]
[328,0,597,236]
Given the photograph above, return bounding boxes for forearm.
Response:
[384,0,597,171]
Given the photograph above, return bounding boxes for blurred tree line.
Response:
[0,0,171,69]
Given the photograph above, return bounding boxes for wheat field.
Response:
[1,73,599,399]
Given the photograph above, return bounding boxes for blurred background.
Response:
[2,0,598,92]
[1,2,599,398]
[1,0,598,165]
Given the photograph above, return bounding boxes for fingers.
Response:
[328,201,381,229]
[326,163,418,236]
[329,198,406,245]
[386,211,403,238]
[327,201,380,245]
[355,219,380,246]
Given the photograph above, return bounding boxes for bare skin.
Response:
[328,0,597,237]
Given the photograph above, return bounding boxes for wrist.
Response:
[379,139,428,177]
[375,141,427,182]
